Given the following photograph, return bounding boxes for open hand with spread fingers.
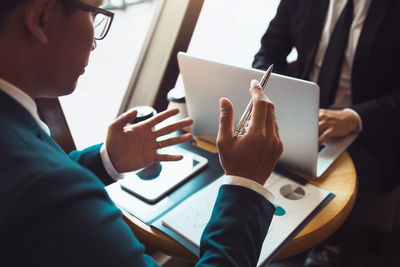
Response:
[105,108,193,173]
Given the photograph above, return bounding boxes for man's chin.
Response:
[63,82,78,96]
[36,83,77,98]
[59,79,79,96]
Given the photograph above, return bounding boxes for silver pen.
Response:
[233,64,273,138]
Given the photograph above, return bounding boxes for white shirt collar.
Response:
[0,78,51,135]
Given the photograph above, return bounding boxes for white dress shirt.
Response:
[309,0,372,130]
[0,78,274,203]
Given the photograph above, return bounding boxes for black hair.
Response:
[1,0,26,11]
[0,1,22,28]
[0,0,71,30]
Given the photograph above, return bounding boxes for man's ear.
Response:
[24,0,55,44]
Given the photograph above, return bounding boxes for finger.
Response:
[319,108,329,121]
[274,119,281,140]
[157,133,193,148]
[264,100,276,137]
[217,98,234,140]
[154,154,184,162]
[110,109,138,129]
[154,118,193,137]
[249,80,269,132]
[249,79,264,96]
[319,114,328,122]
[319,119,330,133]
[318,128,333,145]
[147,108,179,127]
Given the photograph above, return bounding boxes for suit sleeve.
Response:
[11,160,275,267]
[196,185,275,266]
[10,166,159,267]
[351,87,400,177]
[252,0,294,73]
[351,89,400,139]
[69,143,114,186]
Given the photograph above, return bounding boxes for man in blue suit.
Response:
[0,0,283,266]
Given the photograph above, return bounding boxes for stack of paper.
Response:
[160,173,332,266]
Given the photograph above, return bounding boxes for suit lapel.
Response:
[39,130,66,153]
[352,0,393,83]
[0,90,65,154]
[301,0,329,79]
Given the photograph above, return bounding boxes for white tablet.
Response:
[119,146,208,204]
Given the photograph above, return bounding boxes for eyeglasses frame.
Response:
[63,0,115,40]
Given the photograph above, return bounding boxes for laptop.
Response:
[177,52,357,179]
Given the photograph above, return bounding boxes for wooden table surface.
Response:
[119,137,358,261]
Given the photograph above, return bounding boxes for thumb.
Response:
[110,109,138,130]
[217,98,234,142]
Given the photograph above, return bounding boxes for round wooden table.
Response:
[120,137,358,261]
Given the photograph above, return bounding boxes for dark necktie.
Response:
[318,0,354,108]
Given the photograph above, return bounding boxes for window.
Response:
[174,0,287,90]
[60,0,292,150]
[186,0,281,66]
[60,0,160,149]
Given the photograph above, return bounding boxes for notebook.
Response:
[177,52,357,178]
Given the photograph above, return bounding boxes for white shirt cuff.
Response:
[344,108,363,132]
[223,175,274,203]
[100,144,122,181]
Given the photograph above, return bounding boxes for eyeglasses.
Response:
[64,0,115,40]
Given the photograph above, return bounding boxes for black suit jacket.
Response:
[253,0,400,187]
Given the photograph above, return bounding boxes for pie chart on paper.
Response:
[280,184,306,200]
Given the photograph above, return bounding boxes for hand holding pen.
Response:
[234,65,274,138]
[216,68,283,185]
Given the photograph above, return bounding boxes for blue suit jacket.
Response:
[0,90,274,266]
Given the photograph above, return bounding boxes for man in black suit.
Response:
[253,0,400,265]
